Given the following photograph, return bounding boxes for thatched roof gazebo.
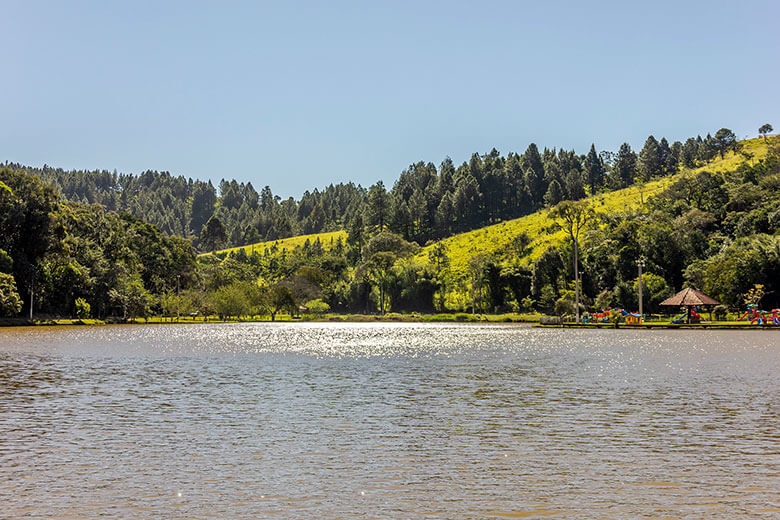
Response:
[660,288,720,323]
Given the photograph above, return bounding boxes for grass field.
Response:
[208,229,347,257]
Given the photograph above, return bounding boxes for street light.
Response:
[176,274,181,322]
[636,257,646,319]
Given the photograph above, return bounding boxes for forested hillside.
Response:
[4,129,738,252]
[2,129,777,321]
[200,135,779,316]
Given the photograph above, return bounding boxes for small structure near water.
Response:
[660,287,720,324]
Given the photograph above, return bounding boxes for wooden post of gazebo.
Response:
[660,288,720,324]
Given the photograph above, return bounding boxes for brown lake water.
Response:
[0,323,778,518]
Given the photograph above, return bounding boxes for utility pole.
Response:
[29,279,33,321]
[176,274,181,322]
[636,257,646,319]
[574,238,580,323]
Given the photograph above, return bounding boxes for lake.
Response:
[1,323,778,518]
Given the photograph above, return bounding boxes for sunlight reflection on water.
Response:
[0,323,778,518]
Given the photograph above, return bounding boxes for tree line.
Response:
[3,129,739,254]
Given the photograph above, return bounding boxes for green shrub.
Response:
[304,298,330,314]
[0,273,22,316]
[74,298,91,319]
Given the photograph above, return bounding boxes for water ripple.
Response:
[0,323,778,518]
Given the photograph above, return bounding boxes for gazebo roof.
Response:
[660,287,720,306]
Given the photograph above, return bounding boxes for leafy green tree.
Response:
[363,251,396,314]
[759,123,773,140]
[694,235,780,308]
[428,242,450,311]
[713,128,737,159]
[549,200,597,322]
[0,249,12,274]
[387,259,438,312]
[267,285,296,321]
[476,256,504,311]
[304,298,330,314]
[468,254,489,313]
[74,297,91,319]
[554,287,577,317]
[0,273,22,316]
[532,247,565,298]
[108,273,152,319]
[211,282,251,319]
[502,264,532,309]
[359,231,418,314]
[0,168,58,310]
[633,273,672,314]
[362,231,419,259]
[182,288,214,319]
[160,290,184,320]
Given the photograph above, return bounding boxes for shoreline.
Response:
[0,312,541,328]
[536,322,780,330]
[1,314,778,330]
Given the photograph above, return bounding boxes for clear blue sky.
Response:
[2,0,778,197]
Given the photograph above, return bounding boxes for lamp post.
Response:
[176,274,181,322]
[636,257,646,319]
[29,274,33,321]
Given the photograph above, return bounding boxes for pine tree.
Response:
[564,170,586,200]
[200,216,227,252]
[434,193,454,237]
[637,136,662,181]
[583,144,604,193]
[543,179,563,206]
[522,144,545,188]
[681,138,699,168]
[524,168,544,208]
[610,143,637,188]
[364,181,390,231]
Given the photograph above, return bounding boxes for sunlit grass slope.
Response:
[212,230,347,256]
[415,177,675,280]
[417,137,775,281]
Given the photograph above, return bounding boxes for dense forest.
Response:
[4,129,740,252]
[1,126,778,320]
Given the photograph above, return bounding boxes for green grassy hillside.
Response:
[209,138,772,275]
[416,137,774,281]
[211,229,347,257]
